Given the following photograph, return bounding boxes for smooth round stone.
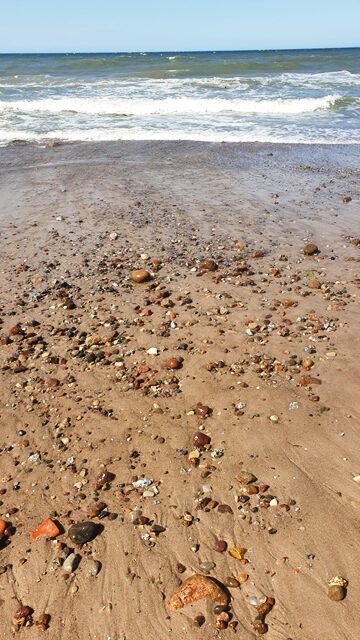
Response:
[165,357,182,370]
[131,269,151,283]
[303,243,319,256]
[147,347,158,355]
[68,521,99,545]
[328,585,346,601]
[223,576,240,588]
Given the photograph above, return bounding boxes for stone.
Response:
[303,243,319,256]
[213,539,227,553]
[199,561,216,573]
[87,558,102,576]
[193,431,211,448]
[235,470,257,485]
[131,269,151,283]
[68,521,99,545]
[200,259,218,272]
[194,402,212,418]
[95,470,115,489]
[165,356,183,370]
[223,576,240,588]
[63,552,80,573]
[168,574,229,610]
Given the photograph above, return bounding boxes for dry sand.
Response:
[0,141,359,640]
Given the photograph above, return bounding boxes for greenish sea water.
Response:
[0,48,359,144]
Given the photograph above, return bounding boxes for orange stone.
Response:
[131,269,151,283]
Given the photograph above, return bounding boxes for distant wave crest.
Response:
[0,94,341,116]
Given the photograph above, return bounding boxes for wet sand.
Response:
[0,141,359,640]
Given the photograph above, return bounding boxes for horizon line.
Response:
[0,45,359,55]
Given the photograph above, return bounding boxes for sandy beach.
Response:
[0,140,359,640]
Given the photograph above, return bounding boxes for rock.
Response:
[303,243,319,256]
[95,470,115,489]
[68,521,99,545]
[235,470,257,485]
[194,402,212,418]
[217,504,233,514]
[14,606,32,620]
[327,576,348,601]
[147,347,158,355]
[109,232,118,240]
[193,431,211,448]
[308,278,321,289]
[63,552,80,573]
[223,576,240,588]
[131,269,151,283]
[253,619,268,634]
[87,558,102,576]
[343,196,352,203]
[213,539,227,553]
[199,561,216,573]
[165,357,183,370]
[200,259,218,272]
[168,574,229,610]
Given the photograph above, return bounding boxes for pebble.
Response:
[63,552,80,573]
[87,558,102,576]
[199,561,216,573]
[147,347,158,355]
[68,521,99,545]
[328,585,346,601]
[213,539,227,553]
[193,431,211,448]
[200,259,218,272]
[223,576,240,588]
[303,243,319,256]
[165,356,183,370]
[131,269,151,283]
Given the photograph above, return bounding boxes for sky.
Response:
[0,0,359,53]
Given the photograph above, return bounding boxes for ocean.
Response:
[0,48,359,145]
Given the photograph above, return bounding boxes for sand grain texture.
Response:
[0,141,359,639]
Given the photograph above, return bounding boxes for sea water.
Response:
[0,48,359,144]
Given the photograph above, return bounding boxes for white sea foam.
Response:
[0,94,340,116]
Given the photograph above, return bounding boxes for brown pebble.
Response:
[328,585,346,601]
[176,563,186,573]
[193,614,205,628]
[193,431,211,448]
[14,605,32,620]
[223,576,240,588]
[217,504,233,514]
[200,259,218,272]
[165,357,183,370]
[213,539,227,553]
[131,269,151,283]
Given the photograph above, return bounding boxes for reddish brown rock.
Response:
[165,357,183,370]
[168,574,228,610]
[193,432,211,448]
[200,259,218,272]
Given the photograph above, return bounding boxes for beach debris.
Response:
[30,517,60,540]
[168,574,229,610]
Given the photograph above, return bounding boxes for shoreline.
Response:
[0,141,359,639]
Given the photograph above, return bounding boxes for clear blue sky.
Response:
[0,0,359,53]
